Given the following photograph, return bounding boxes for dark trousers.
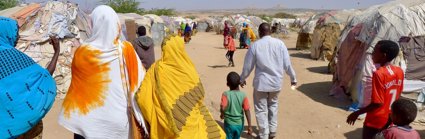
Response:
[226,51,234,64]
[362,119,391,139]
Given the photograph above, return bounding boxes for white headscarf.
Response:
[84,5,121,51]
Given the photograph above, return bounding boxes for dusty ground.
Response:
[42,31,425,139]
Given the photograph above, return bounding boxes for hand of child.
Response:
[346,112,359,125]
[247,126,253,136]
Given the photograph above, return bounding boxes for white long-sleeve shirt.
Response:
[240,36,297,92]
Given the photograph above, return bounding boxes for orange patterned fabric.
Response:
[62,45,111,118]
[122,41,139,92]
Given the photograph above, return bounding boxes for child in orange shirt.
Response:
[347,40,404,139]
[225,33,236,67]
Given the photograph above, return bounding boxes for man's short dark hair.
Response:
[227,72,240,90]
[391,99,417,126]
[137,26,146,36]
[377,40,400,62]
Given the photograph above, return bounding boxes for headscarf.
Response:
[224,22,229,36]
[0,16,56,138]
[58,5,147,138]
[184,23,192,34]
[136,35,226,139]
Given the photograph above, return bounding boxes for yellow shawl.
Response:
[136,35,225,139]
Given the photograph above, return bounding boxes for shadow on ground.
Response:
[214,47,226,49]
[216,120,259,138]
[297,81,351,109]
[209,65,229,68]
[287,48,298,51]
[290,53,311,60]
[307,66,331,75]
[344,128,362,139]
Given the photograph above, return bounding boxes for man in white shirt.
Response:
[240,23,297,139]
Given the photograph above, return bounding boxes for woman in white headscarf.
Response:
[58,5,147,139]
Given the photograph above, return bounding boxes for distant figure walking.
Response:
[225,31,236,67]
[180,22,186,36]
[132,26,155,70]
[184,23,192,43]
[239,29,249,49]
[240,23,297,139]
[223,21,230,48]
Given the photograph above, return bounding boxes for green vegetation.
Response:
[145,8,176,16]
[258,14,272,23]
[0,0,18,10]
[104,0,143,14]
[104,0,175,16]
[274,12,297,19]
[184,15,197,20]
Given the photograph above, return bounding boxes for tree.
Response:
[103,0,175,16]
[0,0,19,10]
[146,8,176,16]
[274,12,297,19]
[104,0,144,14]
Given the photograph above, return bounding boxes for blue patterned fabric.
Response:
[0,16,56,138]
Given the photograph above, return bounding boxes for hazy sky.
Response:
[27,0,392,11]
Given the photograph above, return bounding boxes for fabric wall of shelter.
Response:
[125,19,137,42]
[330,24,367,96]
[151,23,165,46]
[296,33,312,50]
[400,36,425,81]
[310,23,341,61]
[197,22,208,32]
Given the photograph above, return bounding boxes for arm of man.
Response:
[47,36,60,75]
[240,44,256,87]
[347,72,384,125]
[282,42,297,85]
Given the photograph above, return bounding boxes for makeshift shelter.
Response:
[271,18,296,28]
[0,1,92,98]
[310,11,342,61]
[194,17,215,32]
[118,13,166,46]
[296,15,317,50]
[161,15,176,34]
[330,0,425,110]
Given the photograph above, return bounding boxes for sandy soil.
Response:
[42,31,425,139]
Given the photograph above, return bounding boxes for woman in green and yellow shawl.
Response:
[136,35,226,139]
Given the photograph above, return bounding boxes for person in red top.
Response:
[347,40,404,139]
[225,32,236,67]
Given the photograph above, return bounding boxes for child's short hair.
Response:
[377,40,400,62]
[391,99,417,126]
[227,72,240,89]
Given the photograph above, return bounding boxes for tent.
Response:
[194,17,216,32]
[296,10,353,52]
[271,18,296,28]
[0,1,92,98]
[309,11,343,61]
[118,13,166,46]
[329,0,425,110]
[295,14,318,50]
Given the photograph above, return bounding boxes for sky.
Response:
[26,0,392,11]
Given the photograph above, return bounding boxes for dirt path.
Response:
[42,32,425,139]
